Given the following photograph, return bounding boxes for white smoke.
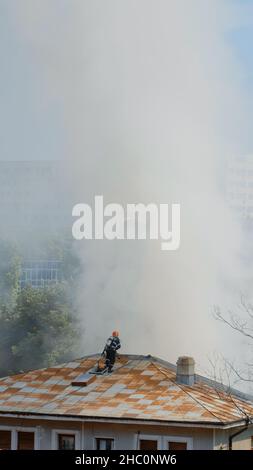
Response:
[6,1,253,370]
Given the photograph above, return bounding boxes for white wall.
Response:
[231,425,253,450]
[214,424,253,450]
[1,416,252,450]
[0,417,214,450]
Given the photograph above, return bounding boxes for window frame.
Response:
[58,433,76,450]
[136,434,162,450]
[94,436,115,450]
[51,429,81,450]
[0,428,12,450]
[0,425,39,450]
[17,430,36,450]
[136,433,193,450]
[166,435,193,450]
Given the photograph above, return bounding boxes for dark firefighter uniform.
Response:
[103,331,121,372]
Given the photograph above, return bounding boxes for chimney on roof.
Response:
[176,356,195,386]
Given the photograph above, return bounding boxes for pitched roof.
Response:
[0,354,252,426]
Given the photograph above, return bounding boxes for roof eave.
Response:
[0,410,250,430]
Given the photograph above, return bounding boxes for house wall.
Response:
[0,416,215,450]
[1,416,252,450]
[83,422,213,450]
[230,425,253,450]
[213,428,228,450]
[214,425,253,450]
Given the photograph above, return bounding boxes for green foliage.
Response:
[0,284,81,375]
[44,236,82,288]
[0,240,21,307]
[0,238,82,376]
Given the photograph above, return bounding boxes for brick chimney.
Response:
[176,356,195,386]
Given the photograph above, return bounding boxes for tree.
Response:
[0,240,21,308]
[213,296,253,384]
[0,236,83,376]
[0,283,81,375]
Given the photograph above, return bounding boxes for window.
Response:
[139,439,158,450]
[20,260,62,289]
[168,441,187,450]
[0,430,11,449]
[136,434,192,450]
[52,429,80,450]
[137,434,162,449]
[96,438,114,450]
[58,434,75,450]
[17,431,34,450]
[0,427,38,450]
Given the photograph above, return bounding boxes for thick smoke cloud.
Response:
[5,1,253,370]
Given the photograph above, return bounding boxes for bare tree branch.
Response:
[213,305,253,341]
[225,360,253,383]
[207,354,252,422]
[239,294,253,321]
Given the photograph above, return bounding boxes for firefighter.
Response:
[102,331,121,372]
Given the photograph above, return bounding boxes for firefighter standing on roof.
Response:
[102,331,121,372]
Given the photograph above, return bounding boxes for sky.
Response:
[0,0,253,162]
[0,1,66,161]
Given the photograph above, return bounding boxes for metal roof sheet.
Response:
[0,354,252,425]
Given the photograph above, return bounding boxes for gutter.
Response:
[228,417,251,450]
[0,410,249,430]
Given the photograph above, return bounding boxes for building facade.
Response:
[20,260,62,289]
[0,160,70,240]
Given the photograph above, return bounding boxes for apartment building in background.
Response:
[0,160,71,288]
[0,160,70,238]
[19,260,62,289]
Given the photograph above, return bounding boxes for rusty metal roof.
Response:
[0,354,252,426]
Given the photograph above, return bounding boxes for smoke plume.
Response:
[6,0,253,370]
